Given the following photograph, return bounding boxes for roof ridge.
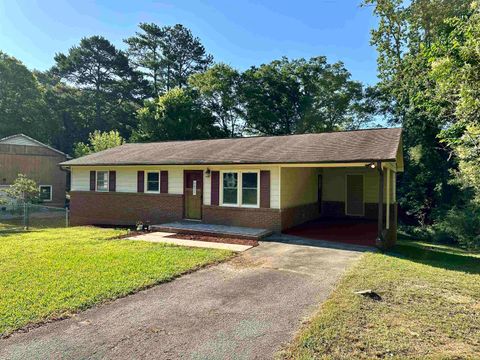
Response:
[0,133,69,157]
[127,127,402,146]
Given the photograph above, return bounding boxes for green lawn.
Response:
[0,226,232,337]
[283,238,480,359]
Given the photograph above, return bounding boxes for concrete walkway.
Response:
[0,240,366,360]
[127,231,253,252]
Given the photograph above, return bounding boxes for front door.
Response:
[346,174,364,216]
[184,170,203,220]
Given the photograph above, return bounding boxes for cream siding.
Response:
[322,167,395,204]
[280,167,319,208]
[168,168,184,195]
[203,173,211,206]
[204,165,280,209]
[69,164,281,209]
[116,169,137,192]
[71,167,90,191]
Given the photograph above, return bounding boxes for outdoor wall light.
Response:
[366,162,376,169]
[205,168,211,177]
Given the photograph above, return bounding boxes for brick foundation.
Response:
[70,191,183,226]
[281,203,319,230]
[202,205,282,232]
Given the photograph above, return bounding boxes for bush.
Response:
[433,204,480,250]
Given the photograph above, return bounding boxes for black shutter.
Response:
[89,171,96,191]
[260,170,270,208]
[160,171,168,193]
[137,171,144,193]
[211,171,219,206]
[109,171,116,192]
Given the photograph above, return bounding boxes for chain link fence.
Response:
[0,202,69,232]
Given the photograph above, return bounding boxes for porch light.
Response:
[205,168,211,177]
[366,162,376,169]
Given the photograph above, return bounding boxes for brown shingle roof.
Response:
[61,128,402,166]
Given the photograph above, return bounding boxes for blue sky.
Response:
[0,0,379,85]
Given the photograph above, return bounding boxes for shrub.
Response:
[433,204,480,250]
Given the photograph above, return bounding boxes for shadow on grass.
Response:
[0,228,42,236]
[388,242,480,275]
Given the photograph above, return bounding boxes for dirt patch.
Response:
[114,230,149,239]
[165,233,258,247]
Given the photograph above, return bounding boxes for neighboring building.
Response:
[0,134,69,207]
[61,128,403,247]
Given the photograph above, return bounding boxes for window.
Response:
[146,171,160,193]
[221,171,259,207]
[39,185,52,202]
[222,172,238,205]
[242,172,258,206]
[96,171,109,192]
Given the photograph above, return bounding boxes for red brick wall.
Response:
[70,191,183,226]
[281,202,319,230]
[202,205,282,231]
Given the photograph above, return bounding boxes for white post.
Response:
[386,167,390,229]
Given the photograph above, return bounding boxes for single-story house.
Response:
[61,128,403,247]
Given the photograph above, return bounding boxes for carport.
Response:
[279,160,401,247]
[283,217,377,247]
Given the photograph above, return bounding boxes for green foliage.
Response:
[0,226,231,336]
[189,63,245,137]
[240,56,371,135]
[133,88,224,142]
[53,36,144,137]
[430,3,480,204]
[126,23,213,96]
[73,130,125,158]
[0,52,54,142]
[433,203,480,250]
[4,174,39,203]
[364,0,471,226]
[159,24,214,91]
[125,22,164,97]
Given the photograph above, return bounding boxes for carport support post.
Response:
[377,161,384,243]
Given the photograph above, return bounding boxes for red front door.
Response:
[184,170,203,220]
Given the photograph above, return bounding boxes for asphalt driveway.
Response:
[0,236,365,360]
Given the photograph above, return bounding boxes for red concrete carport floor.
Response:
[283,218,377,247]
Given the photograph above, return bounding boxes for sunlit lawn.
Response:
[0,226,232,337]
[283,238,480,359]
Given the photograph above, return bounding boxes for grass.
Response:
[283,238,480,359]
[0,226,232,337]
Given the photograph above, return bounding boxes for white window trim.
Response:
[145,171,160,194]
[220,170,260,208]
[39,185,52,202]
[96,171,109,192]
[344,173,365,216]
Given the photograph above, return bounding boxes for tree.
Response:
[53,36,145,137]
[431,2,480,203]
[240,57,370,135]
[125,22,164,97]
[73,130,125,157]
[34,70,90,155]
[160,24,213,91]
[132,88,223,142]
[4,174,39,203]
[0,52,54,142]
[363,0,471,226]
[126,23,213,95]
[189,63,245,137]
